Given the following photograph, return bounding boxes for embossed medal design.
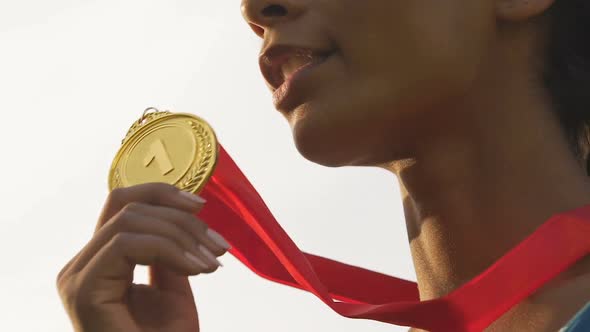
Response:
[108,108,219,194]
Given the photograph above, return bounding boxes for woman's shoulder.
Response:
[560,302,590,332]
[406,300,590,331]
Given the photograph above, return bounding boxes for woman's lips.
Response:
[272,53,332,111]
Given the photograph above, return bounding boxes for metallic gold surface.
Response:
[109,108,219,194]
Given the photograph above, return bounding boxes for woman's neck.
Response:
[393,131,590,300]
[369,15,590,331]
[379,29,590,301]
[385,90,590,330]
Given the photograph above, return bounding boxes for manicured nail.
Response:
[199,244,223,267]
[179,191,207,204]
[206,228,231,250]
[185,251,209,269]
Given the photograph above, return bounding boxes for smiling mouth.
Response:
[276,51,334,91]
[272,52,334,110]
[259,44,336,91]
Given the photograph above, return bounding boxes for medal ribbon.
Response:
[197,145,590,332]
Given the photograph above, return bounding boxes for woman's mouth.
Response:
[259,44,336,111]
[272,52,333,111]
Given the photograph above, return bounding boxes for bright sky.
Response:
[0,1,415,331]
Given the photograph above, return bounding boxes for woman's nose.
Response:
[240,0,306,38]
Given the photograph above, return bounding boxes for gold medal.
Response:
[108,107,219,194]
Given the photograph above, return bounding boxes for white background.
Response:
[0,1,415,331]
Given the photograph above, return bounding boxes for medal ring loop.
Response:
[140,107,162,125]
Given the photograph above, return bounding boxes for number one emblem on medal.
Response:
[109,110,218,192]
[144,139,175,175]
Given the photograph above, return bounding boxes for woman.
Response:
[56,0,590,331]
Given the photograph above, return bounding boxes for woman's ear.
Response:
[495,0,556,21]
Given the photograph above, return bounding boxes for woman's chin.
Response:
[290,119,356,168]
[287,94,382,167]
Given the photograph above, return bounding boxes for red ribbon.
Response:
[198,145,590,332]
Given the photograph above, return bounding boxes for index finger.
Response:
[95,182,205,232]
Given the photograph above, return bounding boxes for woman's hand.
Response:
[56,182,231,332]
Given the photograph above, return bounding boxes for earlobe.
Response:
[495,0,556,21]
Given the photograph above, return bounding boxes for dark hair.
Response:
[543,0,590,174]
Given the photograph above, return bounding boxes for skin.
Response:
[58,0,590,331]
[241,0,590,331]
[57,183,230,332]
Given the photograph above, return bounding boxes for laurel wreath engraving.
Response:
[113,169,122,188]
[114,110,215,193]
[178,120,214,192]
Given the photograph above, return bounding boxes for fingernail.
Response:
[198,244,223,267]
[185,251,209,269]
[206,228,231,250]
[179,191,207,204]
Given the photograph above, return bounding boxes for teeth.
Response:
[281,53,317,82]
